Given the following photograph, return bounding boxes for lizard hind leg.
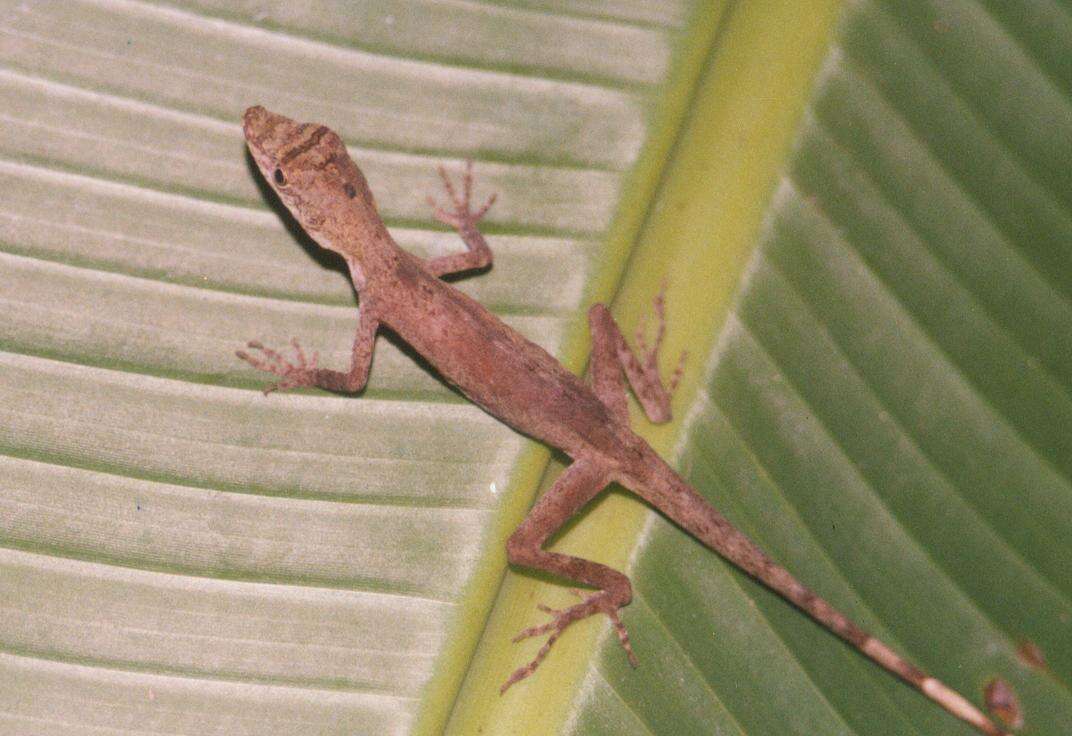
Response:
[588,285,687,424]
[502,458,635,693]
[502,587,636,694]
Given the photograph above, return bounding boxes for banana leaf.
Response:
[0,1,1068,734]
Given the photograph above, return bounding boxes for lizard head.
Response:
[243,106,384,259]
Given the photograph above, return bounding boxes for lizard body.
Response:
[238,106,1006,736]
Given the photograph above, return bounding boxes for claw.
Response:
[290,337,310,369]
[669,349,688,392]
[237,338,319,393]
[427,161,496,233]
[242,340,287,371]
[473,191,497,220]
[436,164,461,208]
[500,591,634,694]
[634,315,649,360]
[462,158,473,205]
[631,285,686,399]
[649,285,668,366]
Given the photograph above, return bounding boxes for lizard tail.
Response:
[635,460,1007,736]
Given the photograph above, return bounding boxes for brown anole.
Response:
[237,106,1008,736]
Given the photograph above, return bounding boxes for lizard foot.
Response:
[236,338,320,394]
[426,159,497,232]
[634,282,687,396]
[500,589,635,694]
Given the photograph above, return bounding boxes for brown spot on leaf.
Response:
[984,678,1023,730]
[1016,639,1046,670]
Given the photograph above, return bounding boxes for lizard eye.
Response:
[273,168,287,186]
[344,183,357,199]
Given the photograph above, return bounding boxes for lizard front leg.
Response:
[424,160,496,278]
[237,306,380,394]
[502,457,635,693]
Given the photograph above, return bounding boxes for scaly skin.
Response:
[237,106,1007,736]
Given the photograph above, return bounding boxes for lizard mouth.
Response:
[243,106,278,154]
[242,105,303,167]
[242,105,275,174]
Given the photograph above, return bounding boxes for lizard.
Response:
[236,105,1008,736]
